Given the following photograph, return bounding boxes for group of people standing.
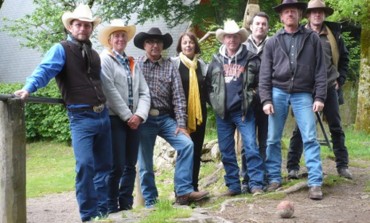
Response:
[14,0,351,222]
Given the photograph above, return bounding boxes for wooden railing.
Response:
[0,94,63,223]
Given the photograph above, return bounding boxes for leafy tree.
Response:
[1,0,281,54]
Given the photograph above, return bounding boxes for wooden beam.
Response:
[0,99,26,223]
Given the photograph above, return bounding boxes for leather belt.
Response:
[149,108,167,116]
[68,104,105,113]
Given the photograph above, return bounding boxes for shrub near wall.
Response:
[0,81,70,142]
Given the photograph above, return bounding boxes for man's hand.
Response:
[14,89,30,100]
[313,101,324,112]
[175,127,190,138]
[263,104,274,115]
[127,114,143,130]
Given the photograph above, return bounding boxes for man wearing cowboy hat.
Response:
[133,27,209,207]
[259,0,327,200]
[287,0,351,180]
[14,4,113,221]
[206,20,265,196]
[98,19,151,213]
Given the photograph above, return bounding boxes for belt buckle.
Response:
[93,104,104,113]
[149,108,159,116]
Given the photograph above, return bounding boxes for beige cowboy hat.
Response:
[273,0,307,13]
[306,0,334,16]
[62,4,101,29]
[134,27,173,50]
[215,20,248,43]
[98,19,136,48]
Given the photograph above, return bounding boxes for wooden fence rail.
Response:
[0,94,64,223]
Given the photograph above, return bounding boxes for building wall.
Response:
[0,0,190,84]
[0,0,42,83]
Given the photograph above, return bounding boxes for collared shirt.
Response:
[281,27,304,73]
[136,55,187,128]
[23,43,66,93]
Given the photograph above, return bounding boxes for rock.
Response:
[276,200,294,218]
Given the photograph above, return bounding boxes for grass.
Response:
[24,127,370,220]
[139,200,192,223]
[26,141,75,198]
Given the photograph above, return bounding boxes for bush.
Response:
[0,81,71,143]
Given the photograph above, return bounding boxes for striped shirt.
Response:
[136,55,187,128]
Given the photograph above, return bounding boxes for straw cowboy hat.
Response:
[62,4,101,29]
[98,19,136,48]
[215,20,248,43]
[134,27,173,50]
[273,0,307,13]
[306,0,334,16]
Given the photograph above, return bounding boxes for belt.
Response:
[149,108,168,116]
[68,104,105,113]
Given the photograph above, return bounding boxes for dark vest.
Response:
[56,41,106,105]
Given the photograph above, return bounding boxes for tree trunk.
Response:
[355,5,370,134]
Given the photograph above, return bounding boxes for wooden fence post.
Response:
[0,99,26,223]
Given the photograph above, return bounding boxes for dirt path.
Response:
[27,159,370,223]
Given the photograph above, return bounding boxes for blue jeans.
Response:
[67,108,112,221]
[216,109,264,192]
[138,114,194,207]
[107,116,139,212]
[287,85,349,171]
[266,87,322,187]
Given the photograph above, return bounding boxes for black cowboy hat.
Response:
[134,27,173,50]
[273,0,307,13]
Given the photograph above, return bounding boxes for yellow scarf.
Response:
[179,52,203,133]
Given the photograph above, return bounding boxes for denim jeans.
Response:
[216,109,264,192]
[266,87,323,187]
[138,114,194,207]
[67,108,112,221]
[107,115,139,212]
[287,85,349,171]
[241,100,268,184]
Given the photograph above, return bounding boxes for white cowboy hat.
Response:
[62,4,101,29]
[98,19,136,48]
[215,20,248,43]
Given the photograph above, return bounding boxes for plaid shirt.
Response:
[137,55,187,128]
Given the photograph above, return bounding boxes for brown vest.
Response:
[56,41,106,105]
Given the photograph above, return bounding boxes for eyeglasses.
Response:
[145,39,163,46]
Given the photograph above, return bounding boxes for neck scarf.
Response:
[113,50,134,111]
[179,52,202,133]
[68,34,93,74]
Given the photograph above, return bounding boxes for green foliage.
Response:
[139,200,192,223]
[326,0,366,24]
[341,32,361,82]
[1,0,282,53]
[0,81,70,142]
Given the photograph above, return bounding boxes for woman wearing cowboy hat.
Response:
[98,19,151,213]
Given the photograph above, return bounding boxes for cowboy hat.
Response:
[98,19,136,48]
[62,4,101,29]
[306,0,334,16]
[273,0,307,13]
[215,20,248,43]
[134,27,173,50]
